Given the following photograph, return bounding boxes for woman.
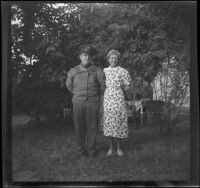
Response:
[101,49,132,156]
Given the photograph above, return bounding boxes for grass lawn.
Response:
[12,114,190,182]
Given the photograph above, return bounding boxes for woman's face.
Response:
[108,54,118,67]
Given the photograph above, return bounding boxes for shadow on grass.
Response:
[11,115,190,182]
[125,125,189,152]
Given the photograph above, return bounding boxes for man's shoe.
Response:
[106,148,113,156]
[88,153,97,159]
[78,150,88,158]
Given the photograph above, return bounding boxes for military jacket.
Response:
[66,64,106,103]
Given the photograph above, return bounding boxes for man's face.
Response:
[80,52,91,67]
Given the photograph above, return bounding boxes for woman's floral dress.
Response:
[99,66,131,138]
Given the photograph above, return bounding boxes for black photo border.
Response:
[2,1,199,187]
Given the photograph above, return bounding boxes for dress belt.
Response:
[106,87,122,90]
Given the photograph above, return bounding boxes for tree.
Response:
[11,3,75,122]
[11,2,191,125]
[152,58,190,134]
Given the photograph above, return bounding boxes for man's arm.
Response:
[96,68,106,95]
[66,68,74,94]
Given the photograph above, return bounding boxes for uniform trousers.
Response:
[73,100,99,156]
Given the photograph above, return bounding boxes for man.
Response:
[66,46,106,158]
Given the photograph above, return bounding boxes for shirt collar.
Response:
[78,64,96,71]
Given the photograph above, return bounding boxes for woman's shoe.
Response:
[117,148,124,157]
[106,148,113,156]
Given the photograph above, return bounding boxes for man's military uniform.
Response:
[66,47,106,156]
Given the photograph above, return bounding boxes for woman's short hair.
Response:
[106,49,121,60]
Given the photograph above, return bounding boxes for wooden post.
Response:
[140,100,144,126]
[63,108,65,119]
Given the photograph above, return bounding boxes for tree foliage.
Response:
[11,2,191,122]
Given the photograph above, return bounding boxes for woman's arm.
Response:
[96,68,106,96]
[122,68,132,100]
[122,68,132,90]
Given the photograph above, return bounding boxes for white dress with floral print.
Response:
[100,66,131,138]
